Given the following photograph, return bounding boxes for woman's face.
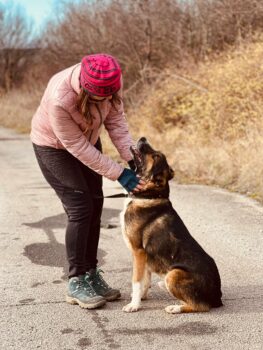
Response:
[89,94,113,102]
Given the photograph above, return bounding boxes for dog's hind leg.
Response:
[122,248,147,313]
[165,303,210,314]
[164,269,210,314]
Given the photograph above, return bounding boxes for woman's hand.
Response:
[117,168,145,193]
[132,176,146,193]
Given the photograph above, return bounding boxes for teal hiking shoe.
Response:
[85,268,121,301]
[66,275,106,309]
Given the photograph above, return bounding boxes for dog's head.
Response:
[130,137,174,198]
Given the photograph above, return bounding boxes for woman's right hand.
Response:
[117,168,146,193]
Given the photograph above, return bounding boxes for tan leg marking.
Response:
[132,249,147,282]
[164,269,210,314]
[123,249,147,313]
[141,268,151,300]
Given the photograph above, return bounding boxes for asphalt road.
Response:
[0,126,262,350]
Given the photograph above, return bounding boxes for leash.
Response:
[103,193,129,199]
[94,192,168,200]
[93,193,129,199]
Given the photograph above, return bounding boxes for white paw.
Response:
[165,305,182,314]
[122,303,140,313]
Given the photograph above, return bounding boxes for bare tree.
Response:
[11,0,263,101]
[184,0,263,59]
[42,1,187,89]
[0,2,38,92]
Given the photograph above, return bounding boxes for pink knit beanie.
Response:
[80,54,122,97]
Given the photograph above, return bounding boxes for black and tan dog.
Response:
[120,137,223,314]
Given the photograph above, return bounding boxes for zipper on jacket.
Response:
[88,129,93,142]
[95,104,103,128]
[87,104,103,142]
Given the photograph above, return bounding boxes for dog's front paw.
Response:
[122,303,140,313]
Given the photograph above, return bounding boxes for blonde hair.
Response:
[76,88,122,125]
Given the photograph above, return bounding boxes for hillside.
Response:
[1,38,263,202]
[125,38,263,202]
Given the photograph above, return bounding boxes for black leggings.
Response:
[33,140,104,278]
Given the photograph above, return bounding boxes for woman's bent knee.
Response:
[62,189,94,222]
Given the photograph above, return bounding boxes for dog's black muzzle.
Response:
[130,137,154,174]
[137,137,155,154]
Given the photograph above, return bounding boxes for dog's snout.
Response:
[137,137,148,151]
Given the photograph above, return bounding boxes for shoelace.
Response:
[74,277,97,297]
[84,279,97,296]
[93,269,110,290]
[75,279,85,290]
[72,279,90,296]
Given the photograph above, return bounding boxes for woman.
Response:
[31,53,145,309]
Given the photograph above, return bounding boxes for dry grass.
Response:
[1,38,263,203]
[0,86,44,133]
[127,38,263,202]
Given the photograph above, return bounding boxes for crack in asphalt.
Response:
[1,296,262,308]
[91,311,121,349]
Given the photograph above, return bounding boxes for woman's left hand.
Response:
[131,176,146,193]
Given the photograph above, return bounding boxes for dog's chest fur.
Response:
[120,198,133,250]
[120,198,144,251]
[120,197,168,251]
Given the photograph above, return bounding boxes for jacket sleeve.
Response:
[104,82,135,162]
[48,100,124,181]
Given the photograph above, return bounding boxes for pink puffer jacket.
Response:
[30,63,134,180]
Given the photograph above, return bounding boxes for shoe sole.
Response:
[104,291,121,301]
[65,295,106,309]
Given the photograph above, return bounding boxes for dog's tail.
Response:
[211,299,223,308]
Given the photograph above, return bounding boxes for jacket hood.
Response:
[70,64,81,95]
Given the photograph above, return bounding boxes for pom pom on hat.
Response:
[80,54,122,97]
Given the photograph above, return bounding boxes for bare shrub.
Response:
[39,0,263,106]
[184,0,263,58]
[1,0,263,203]
[127,38,263,201]
[2,0,263,94]
[0,2,38,92]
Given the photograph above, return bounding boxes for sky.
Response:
[0,0,58,32]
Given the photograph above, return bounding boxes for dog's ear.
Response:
[168,166,174,180]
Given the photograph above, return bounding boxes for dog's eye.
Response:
[153,154,161,160]
[154,175,163,186]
